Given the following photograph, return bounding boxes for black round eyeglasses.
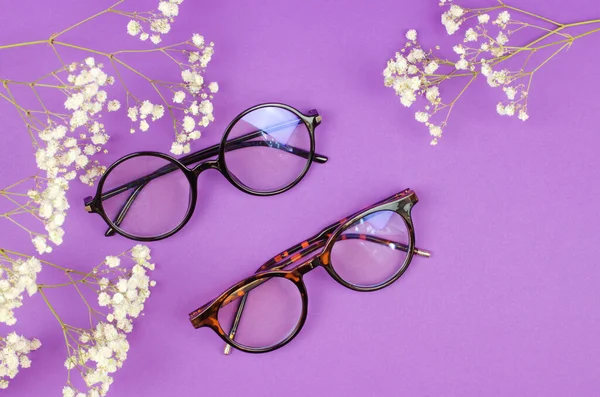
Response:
[83,103,328,241]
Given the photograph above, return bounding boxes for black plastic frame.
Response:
[83,103,327,241]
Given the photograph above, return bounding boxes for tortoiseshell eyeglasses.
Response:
[189,189,431,354]
[83,103,328,241]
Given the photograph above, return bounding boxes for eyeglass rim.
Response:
[322,206,416,292]
[211,271,309,354]
[219,102,317,195]
[94,151,198,241]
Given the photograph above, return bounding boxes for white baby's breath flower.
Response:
[139,101,153,118]
[518,109,529,121]
[429,124,442,137]
[188,130,201,140]
[405,29,417,41]
[131,245,151,263]
[426,86,440,103]
[455,58,468,70]
[107,100,120,112]
[158,1,179,17]
[170,142,185,155]
[198,100,213,115]
[449,5,464,18]
[503,86,517,100]
[208,82,219,93]
[173,91,186,104]
[478,14,490,24]
[182,116,195,133]
[63,386,76,397]
[415,112,429,123]
[407,48,425,63]
[140,120,150,132]
[95,91,107,103]
[151,105,165,121]
[504,103,515,116]
[127,20,142,36]
[496,102,506,115]
[496,11,511,25]
[192,34,205,47]
[105,256,120,268]
[481,63,492,77]
[464,28,478,42]
[453,44,466,55]
[151,18,171,34]
[424,61,439,75]
[127,107,138,122]
[441,5,464,35]
[496,32,509,45]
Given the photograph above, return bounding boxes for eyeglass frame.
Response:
[83,102,328,242]
[189,188,431,354]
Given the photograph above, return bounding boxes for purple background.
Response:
[2,0,600,395]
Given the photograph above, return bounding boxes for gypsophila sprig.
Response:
[125,0,185,44]
[0,175,67,254]
[0,245,156,396]
[125,34,217,156]
[0,333,41,389]
[1,58,114,253]
[0,253,42,325]
[383,0,600,145]
[58,245,156,396]
[1,0,218,252]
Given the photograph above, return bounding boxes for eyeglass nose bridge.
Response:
[294,256,322,276]
[192,160,220,176]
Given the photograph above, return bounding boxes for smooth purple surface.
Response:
[1,0,600,396]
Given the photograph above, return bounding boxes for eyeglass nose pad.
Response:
[295,257,320,275]
[192,160,219,176]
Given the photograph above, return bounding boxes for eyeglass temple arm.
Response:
[104,183,147,236]
[221,234,431,354]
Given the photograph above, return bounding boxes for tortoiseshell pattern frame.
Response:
[83,103,328,241]
[189,189,431,354]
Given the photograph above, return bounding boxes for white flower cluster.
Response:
[0,256,42,325]
[384,1,534,145]
[126,34,217,156]
[63,245,155,397]
[27,177,68,254]
[26,58,114,253]
[36,58,112,184]
[63,322,128,397]
[126,0,184,44]
[126,100,165,135]
[96,245,155,332]
[0,332,41,389]
[171,35,217,155]
[441,4,465,35]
